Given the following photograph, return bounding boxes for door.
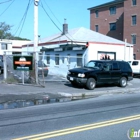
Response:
[110,62,121,82]
[97,63,112,83]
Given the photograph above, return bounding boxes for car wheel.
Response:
[119,77,127,87]
[0,69,1,74]
[86,78,96,90]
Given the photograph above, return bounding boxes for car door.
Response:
[110,62,121,82]
[97,62,112,83]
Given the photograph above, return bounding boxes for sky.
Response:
[0,0,112,40]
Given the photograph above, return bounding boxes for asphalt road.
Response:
[0,92,140,140]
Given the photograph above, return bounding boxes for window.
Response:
[112,62,119,70]
[133,54,136,60]
[132,15,137,25]
[95,25,98,32]
[77,54,82,67]
[95,10,99,18]
[55,54,59,65]
[46,54,50,64]
[131,34,136,44]
[110,23,116,31]
[109,6,116,15]
[132,61,139,65]
[1,43,7,50]
[132,0,137,6]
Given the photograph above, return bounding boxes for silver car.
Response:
[38,61,49,77]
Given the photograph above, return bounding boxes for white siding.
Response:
[87,43,133,61]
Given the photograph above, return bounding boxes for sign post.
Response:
[13,56,33,84]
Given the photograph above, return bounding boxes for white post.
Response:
[22,71,24,85]
[124,39,127,61]
[34,0,39,84]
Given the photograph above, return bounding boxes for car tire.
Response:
[86,78,96,90]
[119,77,127,87]
[0,69,2,74]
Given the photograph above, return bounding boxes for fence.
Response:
[3,52,84,85]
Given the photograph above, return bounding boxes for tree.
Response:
[0,22,13,39]
[0,22,30,40]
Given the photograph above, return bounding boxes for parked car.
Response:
[67,60,133,90]
[38,61,49,77]
[128,60,140,75]
[0,59,3,74]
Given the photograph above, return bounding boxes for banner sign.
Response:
[13,56,33,71]
[97,51,116,60]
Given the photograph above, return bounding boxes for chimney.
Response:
[62,19,68,35]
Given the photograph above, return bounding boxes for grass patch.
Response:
[3,77,18,84]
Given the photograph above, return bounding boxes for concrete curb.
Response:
[58,87,140,100]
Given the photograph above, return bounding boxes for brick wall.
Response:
[90,3,124,41]
[124,0,140,59]
[89,0,140,59]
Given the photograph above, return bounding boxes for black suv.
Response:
[67,60,133,90]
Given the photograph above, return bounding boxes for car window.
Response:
[132,61,139,65]
[85,61,103,69]
[103,63,112,71]
[119,62,131,71]
[38,61,47,67]
[112,62,119,70]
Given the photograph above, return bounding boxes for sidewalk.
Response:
[0,75,140,103]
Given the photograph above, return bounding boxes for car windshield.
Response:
[38,61,47,67]
[85,61,102,69]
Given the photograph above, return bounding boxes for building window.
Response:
[55,54,59,65]
[1,43,7,50]
[95,10,99,18]
[109,6,116,15]
[132,0,137,6]
[46,54,50,64]
[132,15,137,25]
[131,34,136,44]
[77,54,82,67]
[95,25,98,32]
[110,23,116,31]
[133,54,136,60]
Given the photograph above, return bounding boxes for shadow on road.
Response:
[64,82,118,90]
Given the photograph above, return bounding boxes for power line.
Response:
[42,0,62,26]
[39,0,80,46]
[39,0,62,33]
[0,0,13,4]
[13,0,32,37]
[0,0,15,17]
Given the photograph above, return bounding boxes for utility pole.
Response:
[34,0,39,84]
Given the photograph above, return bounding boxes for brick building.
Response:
[88,0,140,59]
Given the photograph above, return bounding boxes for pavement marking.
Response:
[13,114,140,140]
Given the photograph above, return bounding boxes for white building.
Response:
[0,40,12,56]
[0,39,31,56]
[22,25,133,77]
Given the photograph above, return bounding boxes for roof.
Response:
[40,27,132,46]
[88,0,125,10]
[23,26,132,48]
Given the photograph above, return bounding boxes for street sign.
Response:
[13,56,33,71]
